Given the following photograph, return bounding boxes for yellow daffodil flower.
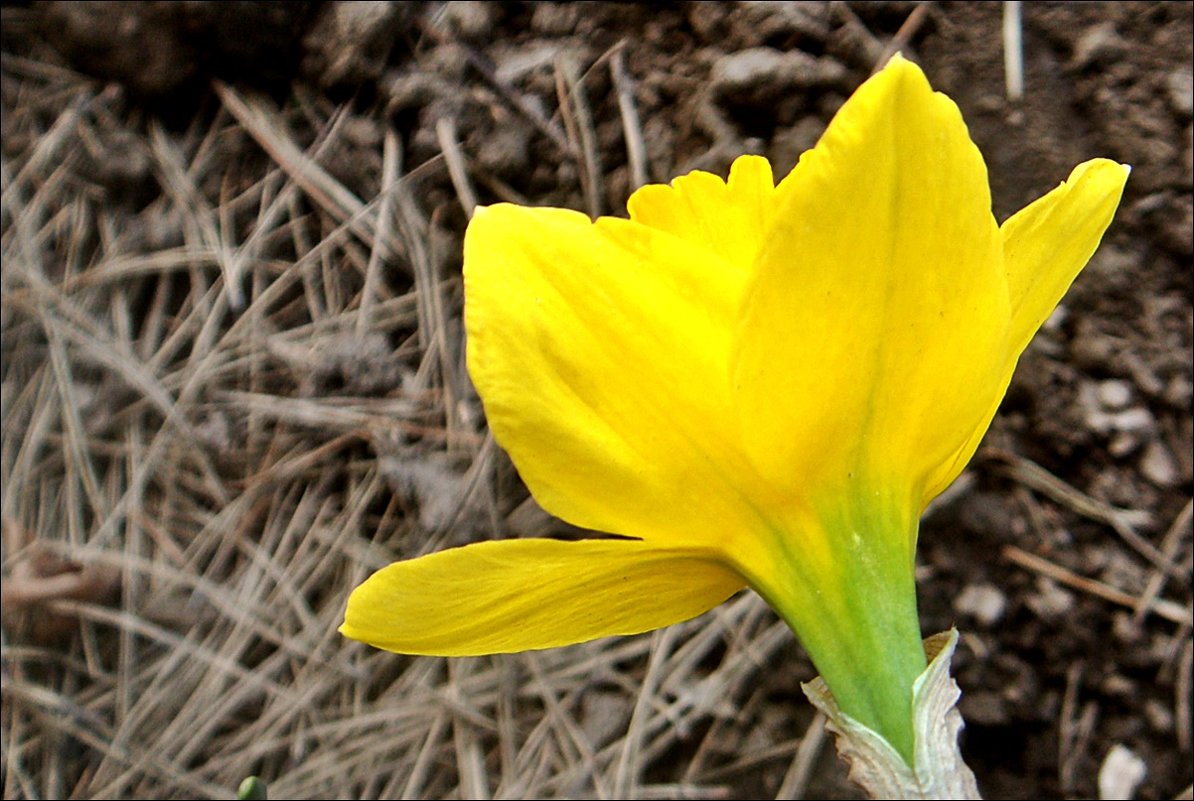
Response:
[341,55,1128,764]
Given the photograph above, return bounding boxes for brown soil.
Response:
[2,2,1190,799]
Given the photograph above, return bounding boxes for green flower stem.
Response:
[753,495,926,765]
[803,629,981,800]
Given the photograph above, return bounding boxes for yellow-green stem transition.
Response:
[751,496,925,762]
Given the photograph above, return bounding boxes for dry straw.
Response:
[1,27,829,801]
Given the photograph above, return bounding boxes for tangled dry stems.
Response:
[1,42,825,801]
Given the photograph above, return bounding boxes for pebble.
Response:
[1108,431,1140,458]
[1071,22,1127,69]
[1111,611,1144,643]
[1139,439,1180,487]
[1164,373,1192,409]
[443,0,499,39]
[1080,380,1156,441]
[1039,308,1067,339]
[1101,673,1134,698]
[1112,406,1156,434]
[713,47,795,91]
[1165,68,1194,118]
[954,583,1008,626]
[710,47,846,98]
[530,2,580,36]
[738,1,831,42]
[1097,379,1133,411]
[1026,577,1074,620]
[303,1,404,89]
[1097,744,1147,800]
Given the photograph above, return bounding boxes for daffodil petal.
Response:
[464,203,762,547]
[340,539,744,655]
[628,155,777,271]
[921,157,1130,502]
[1001,158,1130,356]
[732,55,1008,497]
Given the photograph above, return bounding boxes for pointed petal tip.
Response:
[1071,157,1132,182]
[1057,160,1131,206]
[875,51,929,86]
[337,621,361,645]
[878,51,911,70]
[468,202,496,223]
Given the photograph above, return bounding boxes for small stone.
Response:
[1139,439,1180,487]
[1072,22,1127,70]
[1026,577,1074,620]
[527,2,577,35]
[1164,373,1193,408]
[1108,430,1142,458]
[954,583,1008,626]
[738,1,831,42]
[1111,406,1156,435]
[1097,379,1133,411]
[1111,611,1144,643]
[1166,69,1194,118]
[1101,673,1134,698]
[1079,380,1108,431]
[302,1,404,89]
[713,47,789,90]
[444,0,499,39]
[1097,744,1146,800]
[1042,303,1069,333]
[710,47,845,104]
[1081,383,1155,438]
